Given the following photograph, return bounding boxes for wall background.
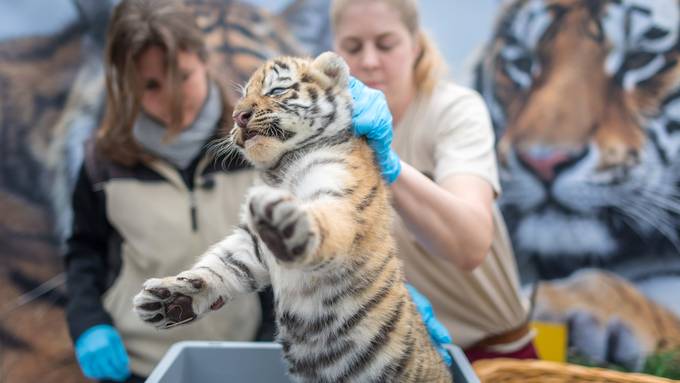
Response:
[0,0,500,85]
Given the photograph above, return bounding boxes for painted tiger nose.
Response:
[517,146,587,183]
[234,110,252,128]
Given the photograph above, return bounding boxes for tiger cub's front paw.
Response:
[133,271,227,329]
[247,186,318,264]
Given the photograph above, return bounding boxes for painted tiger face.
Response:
[231,52,352,168]
[476,0,680,270]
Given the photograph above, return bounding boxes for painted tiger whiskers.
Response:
[133,52,451,383]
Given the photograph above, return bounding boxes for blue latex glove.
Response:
[407,284,454,366]
[348,76,402,184]
[75,324,131,382]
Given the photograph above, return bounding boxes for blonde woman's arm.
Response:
[391,164,494,270]
[350,78,498,270]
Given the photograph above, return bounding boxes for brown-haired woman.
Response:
[63,0,262,381]
[332,0,539,363]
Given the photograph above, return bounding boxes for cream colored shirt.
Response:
[393,82,530,348]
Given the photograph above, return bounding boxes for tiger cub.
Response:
[133,52,451,382]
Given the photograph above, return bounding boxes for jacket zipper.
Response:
[189,190,198,232]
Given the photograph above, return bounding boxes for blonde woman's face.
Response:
[136,46,208,129]
[334,1,419,117]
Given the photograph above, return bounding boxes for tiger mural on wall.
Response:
[0,21,86,383]
[476,0,680,371]
[0,1,330,382]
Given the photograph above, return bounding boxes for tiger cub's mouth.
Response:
[234,123,296,148]
[233,127,263,148]
[249,124,296,142]
[243,128,260,141]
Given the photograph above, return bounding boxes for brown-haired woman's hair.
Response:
[97,0,209,166]
[330,0,447,95]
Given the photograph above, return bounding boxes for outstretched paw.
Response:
[133,271,226,329]
[246,186,318,264]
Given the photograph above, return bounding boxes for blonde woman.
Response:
[333,0,538,363]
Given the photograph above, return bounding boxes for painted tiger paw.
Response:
[530,270,675,372]
[246,186,318,264]
[565,310,645,371]
[133,270,227,329]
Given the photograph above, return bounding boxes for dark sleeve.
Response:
[63,164,114,343]
[255,287,276,341]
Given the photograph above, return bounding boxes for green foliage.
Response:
[642,348,680,379]
[568,348,680,379]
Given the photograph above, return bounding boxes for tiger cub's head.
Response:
[230,52,352,169]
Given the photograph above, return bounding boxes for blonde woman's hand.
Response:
[348,76,401,184]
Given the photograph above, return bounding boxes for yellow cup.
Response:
[530,321,568,362]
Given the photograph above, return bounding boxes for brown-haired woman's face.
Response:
[333,1,419,117]
[136,46,208,129]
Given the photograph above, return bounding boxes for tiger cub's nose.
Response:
[234,110,252,128]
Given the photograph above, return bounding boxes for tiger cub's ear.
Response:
[311,51,349,88]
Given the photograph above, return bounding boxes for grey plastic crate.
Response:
[146,341,480,383]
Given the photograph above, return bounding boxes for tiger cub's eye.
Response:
[269,87,289,96]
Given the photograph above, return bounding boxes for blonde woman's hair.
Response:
[97,0,210,166]
[331,0,447,95]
